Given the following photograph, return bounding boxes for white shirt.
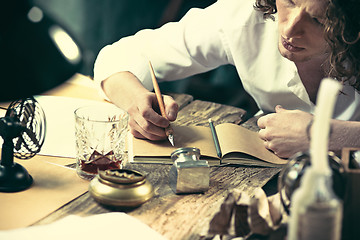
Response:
[94,0,360,121]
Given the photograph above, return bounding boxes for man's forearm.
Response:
[329,119,360,151]
[101,71,149,111]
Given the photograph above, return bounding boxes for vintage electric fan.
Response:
[0,97,46,192]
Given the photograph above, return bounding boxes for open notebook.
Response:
[128,123,288,167]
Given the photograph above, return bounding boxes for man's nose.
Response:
[283,8,306,38]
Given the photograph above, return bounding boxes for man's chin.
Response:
[278,44,328,64]
[278,47,310,63]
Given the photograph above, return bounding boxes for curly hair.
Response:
[254,0,277,19]
[254,0,360,90]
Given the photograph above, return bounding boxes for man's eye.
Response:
[286,0,295,6]
[281,0,295,6]
[313,17,325,26]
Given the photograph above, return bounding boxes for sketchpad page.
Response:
[131,125,218,159]
[0,155,89,230]
[216,123,288,165]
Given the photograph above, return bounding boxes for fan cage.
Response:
[8,97,46,160]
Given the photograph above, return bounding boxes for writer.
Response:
[94,0,360,158]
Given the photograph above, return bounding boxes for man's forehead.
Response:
[299,0,329,17]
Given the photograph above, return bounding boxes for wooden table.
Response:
[29,75,281,239]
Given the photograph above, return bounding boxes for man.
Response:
[94,0,360,158]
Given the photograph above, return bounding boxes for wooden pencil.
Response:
[148,61,174,146]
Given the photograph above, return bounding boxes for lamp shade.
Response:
[0,0,82,101]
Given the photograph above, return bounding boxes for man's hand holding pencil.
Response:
[101,69,178,143]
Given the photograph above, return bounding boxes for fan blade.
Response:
[14,127,39,151]
[20,101,36,125]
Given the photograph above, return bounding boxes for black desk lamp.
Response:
[0,0,82,101]
[0,0,82,192]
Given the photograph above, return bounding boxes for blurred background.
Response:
[33,0,258,119]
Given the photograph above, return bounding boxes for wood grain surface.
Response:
[32,91,281,240]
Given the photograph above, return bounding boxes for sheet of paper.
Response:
[0,96,108,158]
[35,95,113,158]
[0,213,167,240]
[0,155,89,230]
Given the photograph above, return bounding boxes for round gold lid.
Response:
[89,169,154,207]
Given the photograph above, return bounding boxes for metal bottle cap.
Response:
[89,169,154,207]
[171,147,201,162]
[169,147,210,194]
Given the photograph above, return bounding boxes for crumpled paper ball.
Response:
[208,187,286,239]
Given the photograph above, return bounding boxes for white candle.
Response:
[310,78,342,173]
